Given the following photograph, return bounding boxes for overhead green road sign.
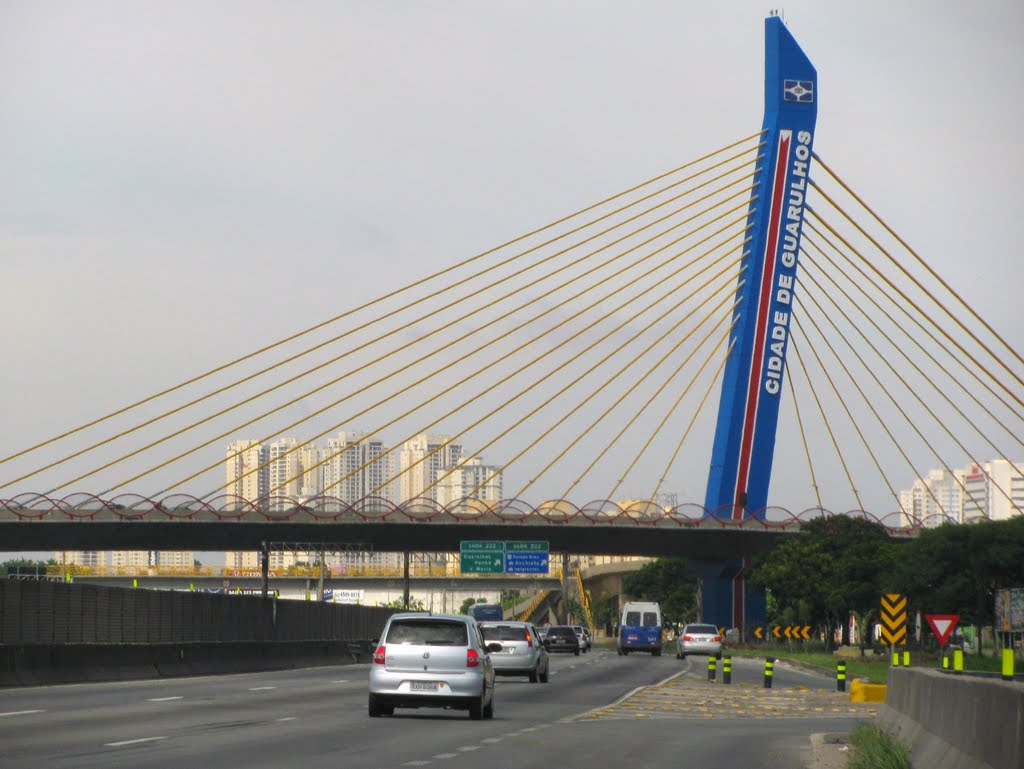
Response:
[460,551,504,574]
[461,541,504,552]
[459,540,549,574]
[505,540,548,552]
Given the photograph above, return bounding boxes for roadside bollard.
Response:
[891,650,900,667]
[722,655,731,685]
[836,661,847,692]
[763,657,774,688]
[1002,648,1015,681]
[953,648,964,675]
[902,650,910,667]
[942,654,949,671]
[707,655,717,682]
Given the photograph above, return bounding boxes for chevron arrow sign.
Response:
[880,593,907,645]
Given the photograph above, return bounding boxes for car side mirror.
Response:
[486,642,503,653]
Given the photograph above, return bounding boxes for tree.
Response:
[749,516,898,648]
[459,597,488,615]
[622,557,698,627]
[893,517,1024,654]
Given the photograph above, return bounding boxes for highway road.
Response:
[0,651,876,769]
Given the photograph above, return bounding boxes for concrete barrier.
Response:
[880,667,1024,769]
[0,640,377,687]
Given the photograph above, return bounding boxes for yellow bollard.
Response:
[902,650,910,667]
[953,648,964,674]
[891,650,900,667]
[1002,648,1015,681]
[942,654,949,671]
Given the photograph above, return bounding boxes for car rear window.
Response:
[642,612,659,627]
[385,620,468,646]
[481,625,528,641]
[686,625,718,635]
[548,626,575,636]
[625,611,641,625]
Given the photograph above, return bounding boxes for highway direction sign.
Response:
[460,540,549,574]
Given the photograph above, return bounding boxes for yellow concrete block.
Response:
[849,678,887,703]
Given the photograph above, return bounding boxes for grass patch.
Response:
[848,723,909,769]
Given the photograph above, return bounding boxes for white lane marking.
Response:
[456,745,480,752]
[0,710,45,717]
[433,753,458,759]
[275,717,297,722]
[401,762,431,767]
[332,680,349,684]
[480,737,503,743]
[147,696,183,702]
[520,727,537,732]
[249,686,276,691]
[104,736,168,747]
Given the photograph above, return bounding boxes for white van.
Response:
[617,601,663,656]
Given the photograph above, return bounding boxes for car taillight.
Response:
[684,635,694,642]
[466,648,480,667]
[373,645,386,664]
[713,636,722,643]
[526,632,534,648]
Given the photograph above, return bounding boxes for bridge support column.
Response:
[260,541,269,599]
[403,551,410,610]
[560,552,569,624]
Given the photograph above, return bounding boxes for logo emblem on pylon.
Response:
[783,79,814,102]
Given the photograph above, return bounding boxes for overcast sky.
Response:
[2,0,1022,545]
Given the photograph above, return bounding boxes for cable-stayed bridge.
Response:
[2,19,1022,631]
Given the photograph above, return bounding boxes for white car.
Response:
[368,613,497,719]
[479,621,550,682]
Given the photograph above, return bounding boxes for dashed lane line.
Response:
[147,696,183,702]
[104,736,168,747]
[0,710,45,717]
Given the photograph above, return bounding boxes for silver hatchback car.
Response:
[369,613,497,719]
[479,621,550,683]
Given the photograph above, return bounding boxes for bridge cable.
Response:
[803,216,1024,442]
[528,296,740,502]
[649,337,736,505]
[21,156,762,493]
[560,294,741,502]
[58,178,760,495]
[792,297,946,517]
[0,131,765,469]
[802,234,1024,486]
[812,153,1024,377]
[797,262,1016,512]
[785,326,867,511]
[249,211,756,497]
[602,321,737,504]
[347,243,749,502]
[807,184,1024,410]
[437,277,741,504]
[783,356,823,512]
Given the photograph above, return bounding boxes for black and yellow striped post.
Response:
[707,655,717,682]
[722,654,732,685]
[1001,648,1015,681]
[763,657,774,688]
[836,661,847,692]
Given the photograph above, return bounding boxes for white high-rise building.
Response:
[323,432,396,503]
[957,460,1024,521]
[899,469,962,527]
[898,459,1024,525]
[268,437,303,499]
[225,551,261,571]
[435,456,503,506]
[58,551,103,567]
[299,444,324,498]
[399,433,464,502]
[225,440,268,502]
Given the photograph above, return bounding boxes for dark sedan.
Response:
[544,625,581,655]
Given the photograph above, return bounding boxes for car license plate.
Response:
[410,681,439,692]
